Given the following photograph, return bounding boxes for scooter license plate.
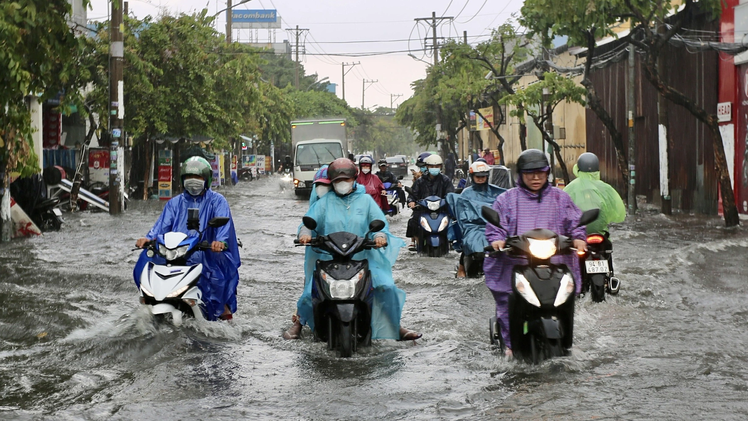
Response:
[52,208,63,217]
[585,260,609,273]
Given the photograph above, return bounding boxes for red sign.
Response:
[158,166,172,182]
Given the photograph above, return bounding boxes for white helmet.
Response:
[424,154,443,166]
[469,161,491,177]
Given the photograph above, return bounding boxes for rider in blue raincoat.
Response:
[134,156,241,321]
[447,161,506,277]
[284,158,421,341]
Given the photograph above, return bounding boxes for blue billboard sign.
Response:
[230,9,278,23]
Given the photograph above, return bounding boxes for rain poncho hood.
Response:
[564,164,626,234]
[133,189,241,321]
[297,183,406,340]
[446,183,506,255]
[357,171,389,212]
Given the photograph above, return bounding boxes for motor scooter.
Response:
[382,182,400,216]
[578,232,621,302]
[482,206,599,364]
[415,195,450,257]
[295,216,385,357]
[133,209,230,326]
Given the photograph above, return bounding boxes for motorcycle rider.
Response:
[134,156,241,321]
[485,149,586,357]
[563,152,626,285]
[283,158,421,341]
[356,155,389,213]
[451,161,506,278]
[407,154,454,249]
[409,152,431,182]
[377,158,406,208]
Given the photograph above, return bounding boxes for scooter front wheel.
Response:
[338,322,353,358]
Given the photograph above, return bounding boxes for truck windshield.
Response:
[295,143,343,167]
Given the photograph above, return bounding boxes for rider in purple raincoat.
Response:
[484,149,586,357]
[134,156,241,321]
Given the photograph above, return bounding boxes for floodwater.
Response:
[1,173,748,420]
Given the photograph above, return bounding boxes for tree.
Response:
[504,72,587,184]
[0,0,89,240]
[623,0,737,226]
[521,0,632,196]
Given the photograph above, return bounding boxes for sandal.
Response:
[398,327,422,341]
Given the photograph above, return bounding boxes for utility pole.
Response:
[109,0,124,215]
[286,25,309,88]
[362,79,377,110]
[627,43,637,215]
[226,0,232,44]
[415,11,452,151]
[390,93,403,112]
[341,61,359,102]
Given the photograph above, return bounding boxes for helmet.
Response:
[424,154,443,166]
[577,152,599,172]
[313,165,331,185]
[358,156,374,166]
[469,161,491,177]
[328,157,358,182]
[180,156,212,188]
[416,152,431,167]
[378,158,387,166]
[516,149,549,173]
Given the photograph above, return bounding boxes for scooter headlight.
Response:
[437,216,449,232]
[159,244,190,261]
[167,284,191,298]
[527,238,556,260]
[427,200,441,211]
[141,284,154,297]
[419,217,432,232]
[515,273,541,307]
[554,273,575,307]
[322,269,364,299]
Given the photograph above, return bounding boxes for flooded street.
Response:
[2,174,748,420]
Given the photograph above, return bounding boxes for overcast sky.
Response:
[87,0,522,112]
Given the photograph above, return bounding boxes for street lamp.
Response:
[305,77,330,91]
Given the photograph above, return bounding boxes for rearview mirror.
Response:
[302,216,318,230]
[578,208,600,227]
[481,206,502,228]
[207,217,230,228]
[369,219,385,233]
[397,175,404,180]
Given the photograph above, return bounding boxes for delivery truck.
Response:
[290,118,347,196]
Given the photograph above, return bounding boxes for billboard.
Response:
[230,9,281,29]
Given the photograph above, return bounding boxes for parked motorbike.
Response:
[415,195,450,257]
[31,197,63,231]
[295,216,385,357]
[133,209,230,326]
[482,205,599,364]
[578,232,620,302]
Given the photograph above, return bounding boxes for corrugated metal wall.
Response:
[586,16,719,214]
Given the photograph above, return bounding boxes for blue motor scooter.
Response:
[415,195,450,257]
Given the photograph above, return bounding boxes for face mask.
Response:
[334,180,353,195]
[420,166,427,173]
[183,178,205,196]
[362,167,371,174]
[428,168,441,176]
[316,185,331,198]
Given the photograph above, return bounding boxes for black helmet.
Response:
[328,157,358,182]
[516,149,549,173]
[577,152,599,172]
[416,152,431,167]
[378,158,387,166]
